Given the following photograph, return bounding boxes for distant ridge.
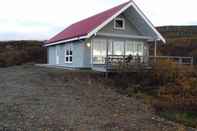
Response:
[0,40,44,45]
[150,25,197,64]
[0,40,47,67]
[156,25,197,38]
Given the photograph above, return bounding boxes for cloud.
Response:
[0,19,62,40]
[0,32,47,41]
[187,21,197,25]
[135,0,197,26]
[0,0,196,40]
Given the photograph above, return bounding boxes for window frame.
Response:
[64,44,73,64]
[114,18,125,30]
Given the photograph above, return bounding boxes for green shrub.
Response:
[158,110,197,128]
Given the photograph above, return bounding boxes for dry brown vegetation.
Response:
[128,60,197,128]
[0,41,47,67]
[153,26,197,64]
[151,60,197,109]
[104,59,197,128]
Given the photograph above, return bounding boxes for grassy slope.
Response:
[150,26,197,128]
[150,26,197,64]
[0,40,47,67]
[128,25,197,128]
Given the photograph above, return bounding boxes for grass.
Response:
[158,110,197,128]
[125,86,197,128]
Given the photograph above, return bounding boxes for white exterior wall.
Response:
[47,40,92,68]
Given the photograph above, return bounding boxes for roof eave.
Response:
[131,1,166,43]
[44,35,88,47]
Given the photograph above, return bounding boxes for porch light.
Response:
[86,43,91,47]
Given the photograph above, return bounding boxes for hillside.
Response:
[157,26,197,38]
[0,40,47,67]
[150,26,197,64]
[0,26,197,66]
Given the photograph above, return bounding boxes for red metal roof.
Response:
[47,1,130,44]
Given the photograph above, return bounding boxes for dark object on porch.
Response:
[125,55,133,63]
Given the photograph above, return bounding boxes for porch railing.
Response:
[149,56,194,65]
[105,55,193,71]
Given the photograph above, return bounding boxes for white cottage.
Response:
[45,1,166,72]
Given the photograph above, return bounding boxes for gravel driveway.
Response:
[0,65,183,131]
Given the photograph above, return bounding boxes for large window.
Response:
[113,41,124,55]
[65,44,73,63]
[125,41,144,56]
[92,39,145,64]
[92,39,106,64]
[108,40,113,55]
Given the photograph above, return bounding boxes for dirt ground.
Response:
[0,65,188,131]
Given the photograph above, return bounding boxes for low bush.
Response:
[151,60,178,85]
[146,60,197,127]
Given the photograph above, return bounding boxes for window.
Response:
[92,39,107,64]
[92,39,145,64]
[108,40,113,55]
[125,41,144,56]
[65,44,73,63]
[137,41,144,56]
[113,41,124,55]
[114,18,125,30]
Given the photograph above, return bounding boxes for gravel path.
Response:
[0,65,183,131]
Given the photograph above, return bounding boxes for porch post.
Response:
[154,40,157,57]
[123,40,126,67]
[90,39,93,68]
[154,40,157,63]
[106,39,109,70]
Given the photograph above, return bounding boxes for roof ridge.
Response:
[69,1,131,27]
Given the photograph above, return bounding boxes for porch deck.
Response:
[92,55,194,72]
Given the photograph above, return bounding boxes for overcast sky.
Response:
[0,0,196,41]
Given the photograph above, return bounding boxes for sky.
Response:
[0,0,197,41]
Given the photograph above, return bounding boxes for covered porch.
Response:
[90,37,149,72]
[90,38,193,72]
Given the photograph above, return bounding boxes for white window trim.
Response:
[114,18,125,30]
[65,44,73,64]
